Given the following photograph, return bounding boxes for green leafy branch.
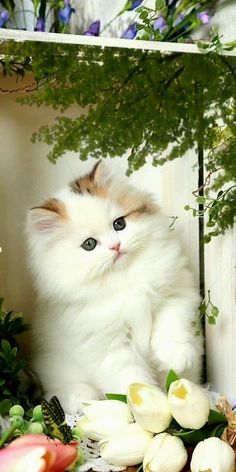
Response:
[185,186,236,243]
[0,299,33,414]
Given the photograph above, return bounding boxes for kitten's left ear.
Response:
[89,160,103,184]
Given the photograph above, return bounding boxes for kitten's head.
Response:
[27,162,159,299]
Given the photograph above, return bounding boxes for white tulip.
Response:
[143,433,188,472]
[190,437,235,472]
[76,400,133,441]
[127,383,172,433]
[99,422,153,466]
[168,379,210,429]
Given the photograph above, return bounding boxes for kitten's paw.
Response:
[153,341,198,375]
[47,384,100,414]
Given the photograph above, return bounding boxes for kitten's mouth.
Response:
[114,251,126,262]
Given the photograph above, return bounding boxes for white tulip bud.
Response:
[168,379,210,429]
[127,383,172,433]
[143,433,188,472]
[76,400,133,441]
[99,422,153,466]
[190,437,235,472]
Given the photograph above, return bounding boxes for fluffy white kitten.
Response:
[27,162,203,414]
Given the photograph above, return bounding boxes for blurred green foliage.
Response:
[0,298,33,414]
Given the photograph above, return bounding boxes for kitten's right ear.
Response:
[29,198,67,233]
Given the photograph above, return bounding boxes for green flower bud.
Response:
[10,415,24,427]
[9,405,24,417]
[32,405,44,422]
[27,422,44,434]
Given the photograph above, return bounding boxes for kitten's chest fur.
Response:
[39,264,156,366]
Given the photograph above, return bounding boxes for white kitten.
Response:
[27,162,203,414]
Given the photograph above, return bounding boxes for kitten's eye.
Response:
[113,217,126,231]
[81,238,97,251]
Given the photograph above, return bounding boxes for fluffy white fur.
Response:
[27,163,203,414]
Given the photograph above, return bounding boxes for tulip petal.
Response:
[143,433,187,472]
[190,437,235,472]
[99,423,153,466]
[168,379,210,429]
[7,434,78,472]
[128,383,172,433]
[78,400,133,441]
[0,445,55,472]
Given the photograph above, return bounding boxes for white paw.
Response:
[153,341,197,375]
[47,384,99,414]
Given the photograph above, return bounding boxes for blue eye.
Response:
[113,217,126,231]
[81,238,97,251]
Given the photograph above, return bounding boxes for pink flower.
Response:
[0,434,78,472]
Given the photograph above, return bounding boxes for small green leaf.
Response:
[172,427,209,445]
[196,196,206,204]
[184,205,190,211]
[0,398,12,415]
[208,316,216,325]
[210,423,226,437]
[155,0,166,11]
[203,235,211,244]
[211,306,219,317]
[139,10,149,20]
[165,369,180,392]
[105,393,127,403]
[1,339,11,354]
[206,221,215,227]
[208,409,227,425]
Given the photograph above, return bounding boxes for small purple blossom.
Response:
[125,0,143,11]
[58,2,74,24]
[35,17,45,31]
[84,20,100,36]
[153,16,167,33]
[0,9,10,28]
[121,23,137,39]
[197,11,211,25]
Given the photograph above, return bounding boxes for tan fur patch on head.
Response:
[32,198,68,220]
[70,161,157,218]
[70,175,108,198]
[117,193,157,219]
[70,161,109,199]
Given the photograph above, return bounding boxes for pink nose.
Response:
[110,242,121,252]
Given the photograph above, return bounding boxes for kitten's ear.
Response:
[29,198,67,233]
[88,160,103,184]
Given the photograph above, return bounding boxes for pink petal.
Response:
[8,434,60,448]
[0,444,55,472]
[8,434,78,472]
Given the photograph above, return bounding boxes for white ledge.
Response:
[0,28,236,56]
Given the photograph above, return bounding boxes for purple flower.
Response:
[58,2,74,24]
[35,17,45,31]
[0,9,10,28]
[124,0,143,10]
[121,23,137,39]
[153,16,167,33]
[84,20,100,36]
[197,11,211,25]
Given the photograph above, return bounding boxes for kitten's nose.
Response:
[110,242,121,252]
